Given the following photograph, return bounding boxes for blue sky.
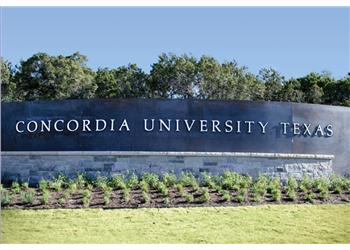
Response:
[1,7,349,79]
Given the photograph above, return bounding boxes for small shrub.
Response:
[202,172,217,189]
[319,189,329,201]
[68,181,78,194]
[49,176,65,192]
[200,187,210,203]
[75,173,86,189]
[287,177,298,191]
[21,189,35,204]
[184,193,194,203]
[236,189,248,203]
[1,190,13,206]
[176,184,184,196]
[345,178,350,192]
[271,188,282,202]
[157,182,169,197]
[39,179,48,191]
[82,189,92,207]
[142,173,159,189]
[103,189,112,206]
[111,175,127,190]
[219,190,231,202]
[300,176,313,193]
[330,174,345,194]
[305,192,316,203]
[313,178,329,193]
[141,191,150,204]
[22,182,29,190]
[139,180,149,193]
[221,171,240,190]
[286,188,297,201]
[164,197,170,206]
[267,178,280,193]
[95,176,109,191]
[58,197,66,206]
[11,181,21,193]
[163,173,177,188]
[252,176,268,202]
[127,174,139,189]
[87,183,94,192]
[41,190,50,205]
[180,172,199,190]
[123,188,131,204]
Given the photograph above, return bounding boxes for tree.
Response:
[149,53,198,98]
[95,64,148,99]
[324,76,350,106]
[14,52,96,100]
[259,68,284,101]
[1,58,16,102]
[279,79,304,103]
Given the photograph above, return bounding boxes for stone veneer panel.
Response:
[1,151,334,185]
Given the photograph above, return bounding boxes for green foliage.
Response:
[157,182,169,197]
[123,188,131,204]
[111,175,127,190]
[300,176,313,193]
[142,173,159,189]
[103,189,112,206]
[202,172,217,189]
[21,189,35,204]
[305,192,316,203]
[127,174,139,189]
[221,171,252,191]
[184,194,194,203]
[68,181,78,194]
[180,172,199,190]
[287,177,298,191]
[58,197,66,206]
[39,179,48,191]
[21,182,29,190]
[14,52,96,101]
[313,178,329,193]
[164,197,170,206]
[1,58,17,102]
[82,189,92,207]
[11,182,21,193]
[49,175,66,192]
[163,173,177,188]
[236,189,248,203]
[139,180,149,193]
[200,187,210,203]
[219,190,231,202]
[252,175,269,202]
[141,191,150,204]
[267,178,280,193]
[75,173,86,189]
[95,176,109,191]
[176,184,184,196]
[41,190,50,205]
[1,190,13,206]
[330,174,345,194]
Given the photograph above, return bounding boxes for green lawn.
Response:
[1,204,350,243]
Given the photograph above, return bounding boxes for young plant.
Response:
[21,182,29,190]
[221,171,240,190]
[141,190,150,204]
[300,176,313,193]
[271,188,282,202]
[49,176,65,192]
[21,189,35,204]
[202,172,217,189]
[111,175,127,190]
[11,181,21,193]
[252,176,268,203]
[330,174,345,194]
[75,173,86,189]
[180,172,199,190]
[164,197,170,206]
[87,183,94,192]
[123,188,131,204]
[163,173,177,188]
[127,174,139,189]
[219,190,231,202]
[236,189,248,203]
[68,181,78,194]
[1,190,13,206]
[41,190,50,205]
[184,193,194,203]
[287,177,298,191]
[286,188,297,201]
[176,183,184,196]
[58,197,66,206]
[142,173,159,189]
[157,182,169,197]
[200,187,210,203]
[39,179,48,191]
[305,192,316,203]
[95,176,109,191]
[139,180,149,193]
[82,189,92,207]
[103,188,112,206]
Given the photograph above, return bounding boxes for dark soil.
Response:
[2,187,350,210]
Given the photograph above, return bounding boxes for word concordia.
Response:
[15,118,333,137]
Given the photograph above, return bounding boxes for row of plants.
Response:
[1,172,350,208]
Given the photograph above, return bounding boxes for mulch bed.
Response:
[2,187,350,210]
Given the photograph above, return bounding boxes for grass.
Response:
[1,204,350,243]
